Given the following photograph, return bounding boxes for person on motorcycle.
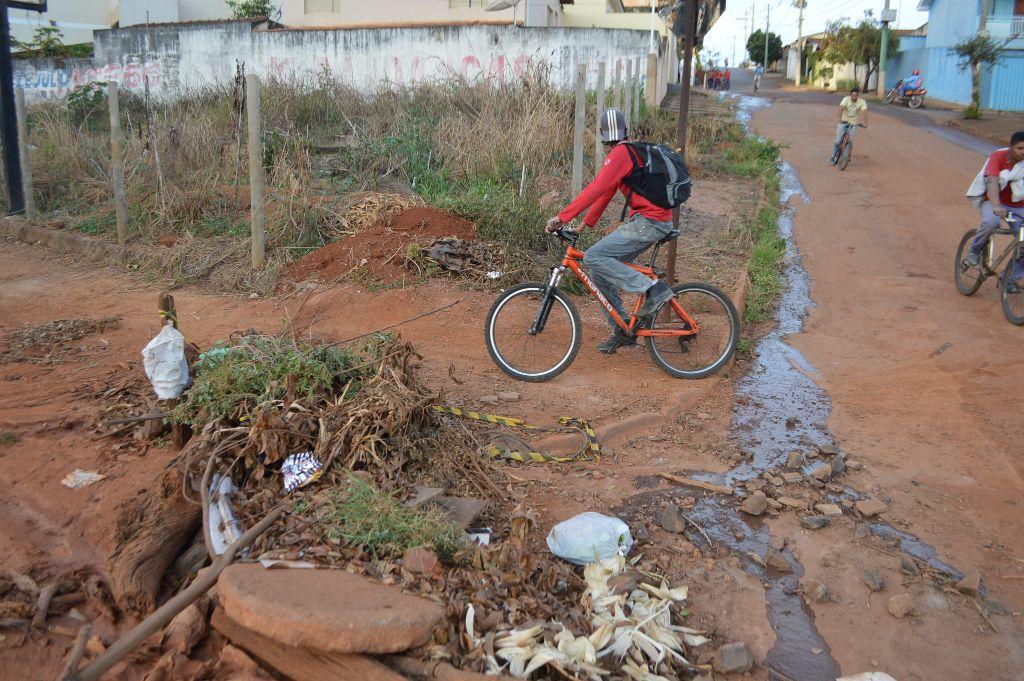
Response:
[830,87,868,164]
[545,108,675,354]
[964,131,1024,286]
[901,69,923,97]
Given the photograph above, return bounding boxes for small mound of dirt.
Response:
[280,206,476,289]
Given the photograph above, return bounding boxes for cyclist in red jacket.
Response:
[545,108,675,354]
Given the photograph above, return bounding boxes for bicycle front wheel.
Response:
[839,141,852,170]
[645,283,740,379]
[954,229,986,296]
[485,282,581,382]
[1000,269,1024,325]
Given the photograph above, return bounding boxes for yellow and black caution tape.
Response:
[431,405,601,464]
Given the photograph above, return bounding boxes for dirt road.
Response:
[750,87,1024,679]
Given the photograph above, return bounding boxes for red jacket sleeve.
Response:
[557,144,634,227]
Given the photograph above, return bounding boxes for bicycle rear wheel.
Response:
[838,140,851,170]
[954,229,986,296]
[644,283,740,379]
[485,282,581,382]
[1000,268,1024,325]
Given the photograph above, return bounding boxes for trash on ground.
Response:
[208,473,244,555]
[546,512,634,566]
[465,527,492,545]
[142,324,191,399]
[61,469,105,489]
[280,451,324,493]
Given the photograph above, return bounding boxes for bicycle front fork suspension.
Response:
[530,266,565,335]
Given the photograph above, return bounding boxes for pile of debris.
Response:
[59,304,737,680]
[0,316,120,364]
[734,444,890,527]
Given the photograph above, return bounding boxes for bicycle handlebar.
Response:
[552,227,581,245]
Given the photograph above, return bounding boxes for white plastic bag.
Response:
[546,512,633,566]
[142,325,190,399]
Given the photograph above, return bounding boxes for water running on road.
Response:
[623,94,965,680]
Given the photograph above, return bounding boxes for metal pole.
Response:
[795,0,805,86]
[667,0,697,286]
[0,0,25,214]
[14,88,35,220]
[246,74,266,271]
[878,0,891,96]
[764,4,771,69]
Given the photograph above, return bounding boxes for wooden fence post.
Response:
[246,74,265,271]
[14,88,36,221]
[108,82,128,245]
[646,53,658,110]
[623,59,633,128]
[613,59,622,112]
[594,61,606,166]
[571,63,586,195]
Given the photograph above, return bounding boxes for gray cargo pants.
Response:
[582,214,674,329]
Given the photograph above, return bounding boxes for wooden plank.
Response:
[658,472,735,496]
[212,609,407,681]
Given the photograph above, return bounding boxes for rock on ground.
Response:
[712,642,755,673]
[955,571,982,596]
[861,568,887,592]
[739,492,768,516]
[855,498,888,517]
[660,504,688,533]
[800,515,830,530]
[217,563,443,654]
[888,593,915,618]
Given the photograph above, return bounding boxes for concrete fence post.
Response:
[571,62,586,195]
[623,59,633,128]
[646,54,658,110]
[246,74,266,271]
[632,57,642,120]
[108,82,128,245]
[594,61,606,166]
[14,88,36,221]
[613,59,622,112]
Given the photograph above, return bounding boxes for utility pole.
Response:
[666,0,697,286]
[878,0,895,96]
[763,4,771,69]
[795,0,806,86]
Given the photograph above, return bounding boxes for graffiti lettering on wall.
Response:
[14,60,162,101]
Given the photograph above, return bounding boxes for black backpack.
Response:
[619,142,692,218]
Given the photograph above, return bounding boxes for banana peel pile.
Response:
[463,554,710,680]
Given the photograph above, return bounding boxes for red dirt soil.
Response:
[279,206,476,288]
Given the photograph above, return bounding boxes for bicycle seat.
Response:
[657,229,681,245]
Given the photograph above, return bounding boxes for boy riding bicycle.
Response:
[830,87,868,164]
[964,131,1024,285]
[545,108,676,354]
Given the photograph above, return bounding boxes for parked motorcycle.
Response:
[885,80,926,109]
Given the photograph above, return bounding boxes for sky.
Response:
[702,0,931,66]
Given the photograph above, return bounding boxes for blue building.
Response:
[887,0,1024,111]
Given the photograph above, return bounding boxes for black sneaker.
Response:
[963,250,981,268]
[597,328,637,355]
[636,281,674,320]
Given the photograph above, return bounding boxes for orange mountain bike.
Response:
[485,227,740,381]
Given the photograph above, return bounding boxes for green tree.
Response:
[823,16,899,91]
[953,34,1005,118]
[746,29,783,67]
[226,0,280,20]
